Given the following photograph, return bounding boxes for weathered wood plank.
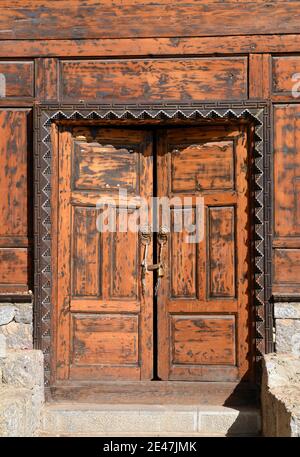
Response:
[209,207,236,298]
[49,380,258,406]
[110,216,138,300]
[274,105,300,238]
[171,140,234,193]
[0,236,29,248]
[73,142,138,192]
[72,315,139,365]
[35,58,58,101]
[0,110,29,238]
[1,1,300,39]
[0,62,33,98]
[0,248,28,285]
[171,315,236,365]
[0,36,300,58]
[249,54,271,99]
[70,299,140,313]
[61,58,248,103]
[272,56,300,100]
[273,237,300,249]
[72,207,100,298]
[171,209,197,299]
[55,130,72,380]
[273,249,300,293]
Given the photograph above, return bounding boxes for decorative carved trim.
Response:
[34,101,272,387]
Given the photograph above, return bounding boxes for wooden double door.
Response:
[51,123,251,386]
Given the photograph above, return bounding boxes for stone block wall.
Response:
[0,302,33,350]
[1,298,300,436]
[262,302,300,437]
[0,301,44,436]
[274,302,300,355]
[261,353,300,437]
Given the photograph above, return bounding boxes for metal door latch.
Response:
[139,225,168,296]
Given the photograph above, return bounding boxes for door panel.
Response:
[72,206,100,297]
[157,126,250,381]
[209,206,236,298]
[171,315,236,365]
[52,127,153,382]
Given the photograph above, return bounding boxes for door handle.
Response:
[140,225,169,296]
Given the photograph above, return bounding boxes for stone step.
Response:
[0,385,36,437]
[40,403,261,437]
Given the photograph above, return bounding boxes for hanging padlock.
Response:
[158,264,164,278]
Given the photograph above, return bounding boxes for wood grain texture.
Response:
[72,207,100,298]
[209,206,235,298]
[171,140,234,193]
[0,62,33,98]
[2,36,300,58]
[0,1,300,39]
[73,142,138,192]
[60,58,247,103]
[111,215,138,299]
[272,56,300,99]
[0,110,30,294]
[0,236,29,248]
[49,379,258,405]
[72,314,138,365]
[55,130,72,380]
[171,209,197,298]
[249,54,271,99]
[171,315,236,365]
[273,237,300,249]
[274,105,300,238]
[0,248,28,286]
[70,299,140,314]
[0,111,29,238]
[273,249,300,294]
[35,58,58,101]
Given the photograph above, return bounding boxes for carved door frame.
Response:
[33,101,273,388]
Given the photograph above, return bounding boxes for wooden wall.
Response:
[0,0,300,299]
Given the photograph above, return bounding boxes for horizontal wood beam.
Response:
[1,2,300,40]
[1,35,300,59]
[273,238,300,249]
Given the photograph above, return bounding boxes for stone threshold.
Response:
[40,403,261,437]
